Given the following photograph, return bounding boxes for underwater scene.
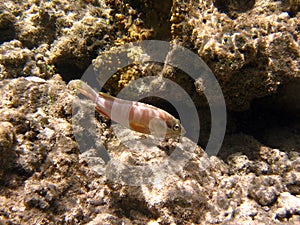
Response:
[0,0,300,224]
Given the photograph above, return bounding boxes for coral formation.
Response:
[0,77,298,224]
[171,0,300,111]
[0,0,299,224]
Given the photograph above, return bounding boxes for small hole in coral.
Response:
[213,0,256,14]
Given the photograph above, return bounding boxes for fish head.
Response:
[165,118,186,137]
[148,117,185,138]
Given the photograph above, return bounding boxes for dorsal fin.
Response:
[98,92,116,101]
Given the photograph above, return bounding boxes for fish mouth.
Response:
[181,126,186,135]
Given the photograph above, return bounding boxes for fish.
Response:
[69,80,185,137]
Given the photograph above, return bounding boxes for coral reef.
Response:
[171,0,300,111]
[0,0,299,224]
[0,77,299,224]
[0,0,152,81]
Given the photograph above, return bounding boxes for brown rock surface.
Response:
[0,0,299,224]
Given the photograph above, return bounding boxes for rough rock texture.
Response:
[1,0,298,110]
[0,0,152,81]
[0,0,300,224]
[0,77,299,224]
[171,0,300,111]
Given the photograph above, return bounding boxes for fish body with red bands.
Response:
[69,80,185,138]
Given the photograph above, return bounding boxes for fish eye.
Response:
[173,123,180,131]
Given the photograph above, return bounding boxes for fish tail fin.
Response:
[69,80,98,103]
[69,80,111,118]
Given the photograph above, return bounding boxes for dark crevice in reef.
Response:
[213,0,256,13]
[281,0,300,17]
[55,52,98,82]
[232,104,299,142]
[231,79,300,152]
[213,0,256,19]
[0,12,16,44]
[55,62,87,82]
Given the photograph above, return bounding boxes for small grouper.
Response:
[69,80,185,137]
